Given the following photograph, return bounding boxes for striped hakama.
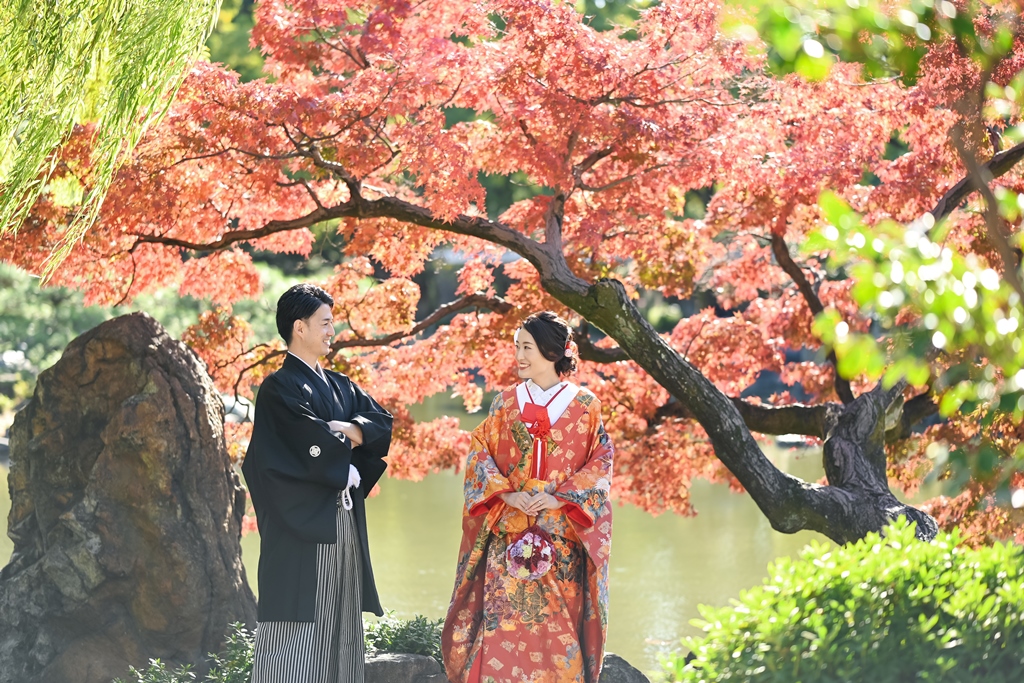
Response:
[251,502,365,683]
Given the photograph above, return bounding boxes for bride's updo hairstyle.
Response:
[520,311,578,377]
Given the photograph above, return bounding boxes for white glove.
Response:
[340,464,361,511]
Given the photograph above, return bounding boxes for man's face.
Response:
[294,303,335,358]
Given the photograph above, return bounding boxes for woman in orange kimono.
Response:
[442,311,614,683]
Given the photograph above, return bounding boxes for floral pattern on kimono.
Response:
[443,386,613,683]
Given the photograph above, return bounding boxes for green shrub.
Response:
[114,615,445,683]
[114,623,253,683]
[364,611,445,665]
[114,658,195,683]
[661,518,1024,683]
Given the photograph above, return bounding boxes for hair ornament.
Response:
[564,340,578,358]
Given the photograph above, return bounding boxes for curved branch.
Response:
[652,397,842,440]
[929,139,1024,223]
[327,293,513,356]
[771,233,855,404]
[560,277,936,543]
[133,206,334,251]
[653,391,934,445]
[574,327,629,363]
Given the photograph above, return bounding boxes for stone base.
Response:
[366,653,446,683]
[367,651,651,683]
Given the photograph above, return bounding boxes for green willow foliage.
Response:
[661,519,1024,683]
[0,0,222,271]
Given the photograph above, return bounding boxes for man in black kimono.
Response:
[242,283,393,683]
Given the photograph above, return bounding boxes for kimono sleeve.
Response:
[344,377,393,451]
[464,394,514,517]
[554,399,613,528]
[255,374,353,491]
[343,376,393,494]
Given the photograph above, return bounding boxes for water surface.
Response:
[1,448,827,672]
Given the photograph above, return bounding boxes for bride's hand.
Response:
[499,492,534,513]
[523,493,564,515]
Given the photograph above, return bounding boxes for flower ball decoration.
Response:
[506,526,555,580]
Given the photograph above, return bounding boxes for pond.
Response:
[1,445,825,673]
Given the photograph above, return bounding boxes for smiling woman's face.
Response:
[514,328,556,381]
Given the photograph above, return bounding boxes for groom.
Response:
[242,283,393,683]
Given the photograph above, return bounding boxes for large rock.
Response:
[600,652,651,683]
[0,313,256,683]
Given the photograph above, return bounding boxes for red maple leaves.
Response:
[4,0,1022,533]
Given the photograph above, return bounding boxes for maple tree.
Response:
[4,0,1024,545]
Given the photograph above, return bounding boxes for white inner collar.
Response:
[288,352,329,385]
[516,380,580,428]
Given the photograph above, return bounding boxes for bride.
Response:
[442,311,614,683]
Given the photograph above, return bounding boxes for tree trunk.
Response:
[550,277,938,544]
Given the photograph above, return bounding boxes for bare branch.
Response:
[306,144,363,203]
[231,346,286,409]
[950,132,1024,304]
[134,205,333,251]
[544,193,566,252]
[652,396,842,440]
[574,324,629,363]
[771,233,855,404]
[518,119,538,145]
[652,389,934,445]
[577,164,669,193]
[326,293,513,357]
[573,147,613,178]
[929,139,1024,223]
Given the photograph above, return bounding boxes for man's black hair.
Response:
[276,284,334,345]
